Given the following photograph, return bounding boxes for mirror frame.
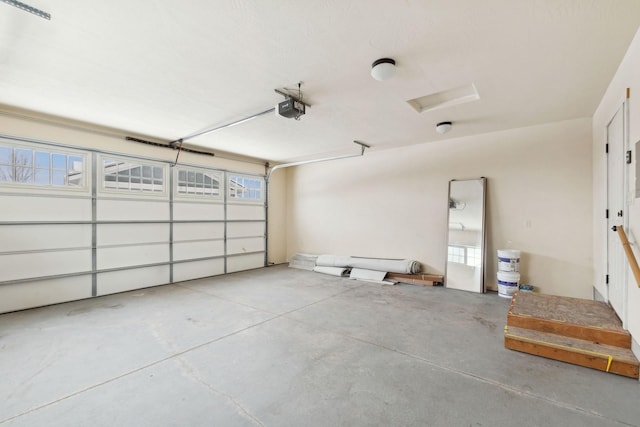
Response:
[444,177,487,293]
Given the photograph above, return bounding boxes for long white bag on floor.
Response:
[315,255,353,268]
[349,257,420,274]
[315,255,420,274]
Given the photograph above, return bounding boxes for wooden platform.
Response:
[505,292,639,379]
[385,273,444,286]
[508,292,631,347]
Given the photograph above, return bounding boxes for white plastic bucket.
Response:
[497,271,520,299]
[497,249,520,272]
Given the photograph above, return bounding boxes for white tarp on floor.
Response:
[312,266,351,277]
[349,268,397,285]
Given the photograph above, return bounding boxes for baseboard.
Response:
[593,286,606,302]
[633,338,640,383]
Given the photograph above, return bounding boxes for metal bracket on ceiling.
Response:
[353,140,370,155]
[125,136,214,164]
[266,140,370,181]
[178,108,276,142]
[170,139,183,167]
[274,88,311,109]
[169,82,309,144]
[0,0,50,20]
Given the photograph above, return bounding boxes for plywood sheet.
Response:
[509,292,625,331]
[507,292,631,348]
[386,273,444,286]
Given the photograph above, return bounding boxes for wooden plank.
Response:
[510,292,625,330]
[507,292,631,348]
[505,326,639,379]
[386,273,443,286]
[507,314,631,348]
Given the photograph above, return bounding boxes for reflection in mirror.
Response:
[445,178,487,293]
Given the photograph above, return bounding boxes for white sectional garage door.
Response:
[0,136,266,313]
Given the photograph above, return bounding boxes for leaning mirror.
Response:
[445,178,487,293]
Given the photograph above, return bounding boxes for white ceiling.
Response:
[1,0,640,163]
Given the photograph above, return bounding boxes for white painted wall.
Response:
[287,118,593,298]
[593,27,640,339]
[0,107,266,174]
[267,168,288,264]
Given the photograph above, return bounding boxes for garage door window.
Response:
[176,167,222,197]
[228,175,263,201]
[103,158,165,193]
[0,143,85,188]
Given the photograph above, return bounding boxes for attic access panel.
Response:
[407,83,479,113]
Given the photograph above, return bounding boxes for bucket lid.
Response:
[497,249,521,256]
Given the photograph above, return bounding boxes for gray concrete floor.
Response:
[1,265,639,427]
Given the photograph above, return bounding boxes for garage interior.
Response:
[2,1,640,426]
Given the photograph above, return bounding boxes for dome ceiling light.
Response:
[371,58,396,81]
[436,121,452,134]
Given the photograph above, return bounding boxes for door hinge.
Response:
[618,210,623,217]
[627,150,632,164]
[606,143,609,154]
[606,274,609,284]
[606,209,609,219]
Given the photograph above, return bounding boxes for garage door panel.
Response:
[227,237,265,255]
[173,259,225,282]
[0,224,91,252]
[227,222,265,238]
[0,249,91,282]
[0,139,270,311]
[227,253,264,273]
[173,202,224,221]
[97,244,169,270]
[173,240,224,261]
[97,199,169,221]
[173,222,224,241]
[97,266,170,295]
[97,223,169,246]
[0,196,91,221]
[0,275,92,314]
[227,204,265,221]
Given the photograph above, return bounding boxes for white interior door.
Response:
[606,103,627,323]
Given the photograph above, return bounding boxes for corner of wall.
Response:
[593,286,606,302]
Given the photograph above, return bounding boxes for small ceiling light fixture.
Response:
[371,58,396,81]
[436,121,452,134]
